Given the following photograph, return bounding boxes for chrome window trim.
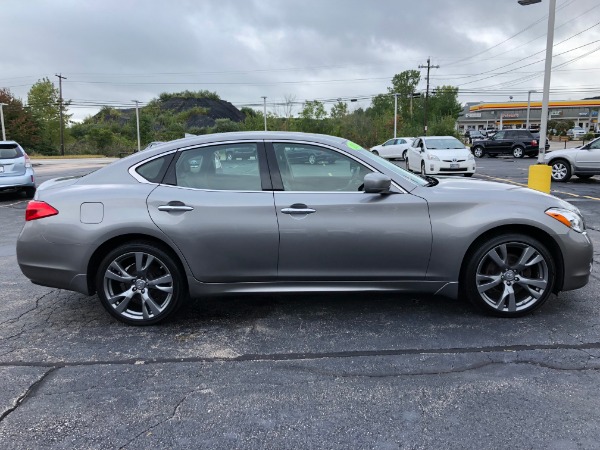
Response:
[128,149,178,184]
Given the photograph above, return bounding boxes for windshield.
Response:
[346,141,428,187]
[424,138,465,150]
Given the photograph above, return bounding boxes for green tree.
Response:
[27,77,71,151]
[330,101,349,120]
[298,100,327,133]
[0,88,41,150]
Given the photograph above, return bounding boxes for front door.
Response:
[147,142,279,282]
[576,139,600,173]
[268,142,432,280]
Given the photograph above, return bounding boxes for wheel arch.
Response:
[458,224,565,294]
[86,233,189,295]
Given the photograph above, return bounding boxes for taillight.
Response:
[532,139,538,146]
[24,153,32,168]
[25,201,58,221]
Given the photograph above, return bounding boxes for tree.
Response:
[298,100,327,133]
[27,78,71,151]
[0,88,41,150]
[330,101,348,120]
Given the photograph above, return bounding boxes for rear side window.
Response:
[135,154,173,183]
[0,144,22,159]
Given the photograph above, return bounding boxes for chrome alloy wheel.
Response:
[551,161,569,181]
[103,251,174,321]
[475,242,549,313]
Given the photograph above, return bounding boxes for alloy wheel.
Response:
[551,160,570,182]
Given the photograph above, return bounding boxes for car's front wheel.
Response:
[371,150,379,156]
[96,242,186,325]
[402,150,408,160]
[463,234,555,317]
[550,159,571,182]
[472,147,484,158]
[405,157,411,172]
[421,162,426,176]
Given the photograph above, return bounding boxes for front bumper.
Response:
[560,229,594,292]
[426,160,476,175]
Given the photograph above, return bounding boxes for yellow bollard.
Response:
[528,164,552,193]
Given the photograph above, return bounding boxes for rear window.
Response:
[0,144,22,159]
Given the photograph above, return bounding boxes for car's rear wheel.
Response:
[23,187,36,199]
[464,234,555,317]
[550,159,571,182]
[96,242,186,325]
[472,147,484,158]
[512,146,524,158]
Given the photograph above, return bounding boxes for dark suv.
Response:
[471,129,548,158]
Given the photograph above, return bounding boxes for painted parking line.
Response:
[476,174,600,201]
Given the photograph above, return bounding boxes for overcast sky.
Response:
[3,0,600,121]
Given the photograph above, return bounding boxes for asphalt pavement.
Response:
[0,158,599,449]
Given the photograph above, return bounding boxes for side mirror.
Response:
[363,173,392,194]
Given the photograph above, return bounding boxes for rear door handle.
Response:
[281,203,316,215]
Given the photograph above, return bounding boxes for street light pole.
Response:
[261,96,267,131]
[0,103,6,141]
[394,93,398,138]
[132,100,141,152]
[526,90,537,130]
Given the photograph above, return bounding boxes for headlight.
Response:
[426,154,440,161]
[545,207,586,233]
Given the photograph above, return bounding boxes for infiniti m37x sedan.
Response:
[17,132,593,325]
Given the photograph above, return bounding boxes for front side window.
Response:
[273,143,372,192]
[494,131,506,140]
[175,143,261,191]
[588,138,600,150]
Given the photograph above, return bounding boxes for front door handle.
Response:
[281,203,316,215]
[158,204,194,212]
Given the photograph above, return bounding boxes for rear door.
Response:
[267,141,432,281]
[146,141,279,282]
[0,143,25,177]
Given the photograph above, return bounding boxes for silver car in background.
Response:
[545,137,600,182]
[0,140,36,198]
[17,132,593,325]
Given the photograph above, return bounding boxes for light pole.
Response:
[132,100,141,152]
[520,0,555,193]
[0,103,6,141]
[526,90,537,130]
[393,93,398,138]
[261,96,267,131]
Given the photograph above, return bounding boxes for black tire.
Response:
[421,162,426,176]
[402,150,407,160]
[472,147,484,158]
[463,234,555,317]
[96,241,187,326]
[463,173,474,177]
[512,146,525,159]
[23,187,36,199]
[488,154,497,158]
[550,159,572,182]
[577,174,593,180]
[405,157,411,172]
[372,150,379,156]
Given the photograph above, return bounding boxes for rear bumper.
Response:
[0,169,35,190]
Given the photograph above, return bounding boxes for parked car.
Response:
[225,144,257,160]
[370,137,414,160]
[0,141,36,198]
[17,131,592,325]
[544,136,600,182]
[470,129,548,158]
[567,127,586,139]
[464,130,485,143]
[406,136,475,177]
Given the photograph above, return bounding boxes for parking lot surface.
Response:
[0,158,599,448]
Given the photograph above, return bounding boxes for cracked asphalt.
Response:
[0,159,599,449]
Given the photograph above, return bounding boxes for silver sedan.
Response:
[17,132,593,325]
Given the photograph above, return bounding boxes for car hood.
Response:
[417,177,576,211]
[544,147,581,160]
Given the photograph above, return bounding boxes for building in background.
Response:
[457,99,600,133]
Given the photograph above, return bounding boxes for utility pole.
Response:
[261,96,267,131]
[132,100,141,152]
[393,93,398,138]
[0,103,6,141]
[418,57,439,136]
[55,74,67,156]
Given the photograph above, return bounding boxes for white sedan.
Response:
[370,137,414,160]
[406,136,476,177]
